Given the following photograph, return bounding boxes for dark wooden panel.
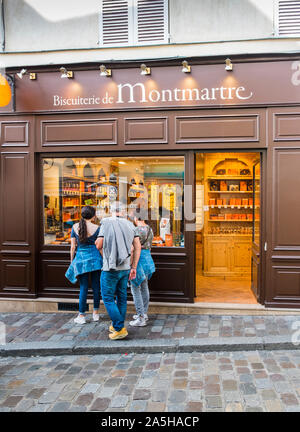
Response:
[0,153,29,246]
[176,114,259,143]
[40,259,79,295]
[149,259,189,301]
[271,262,300,300]
[124,117,168,145]
[41,119,117,146]
[273,150,300,251]
[0,259,30,292]
[274,113,300,141]
[1,122,29,147]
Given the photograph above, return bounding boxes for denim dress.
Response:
[65,226,103,284]
[131,249,156,288]
[131,226,155,288]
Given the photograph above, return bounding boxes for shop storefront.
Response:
[1,57,300,308]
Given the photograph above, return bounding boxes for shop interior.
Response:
[195,152,260,304]
[43,156,185,248]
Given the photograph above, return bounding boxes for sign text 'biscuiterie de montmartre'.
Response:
[1,60,300,112]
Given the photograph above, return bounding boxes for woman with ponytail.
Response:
[65,206,103,324]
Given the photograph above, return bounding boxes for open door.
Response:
[251,158,261,301]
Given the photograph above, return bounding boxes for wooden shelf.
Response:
[208,176,253,180]
[208,205,257,209]
[208,219,254,222]
[208,191,253,193]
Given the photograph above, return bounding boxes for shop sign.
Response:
[2,60,300,112]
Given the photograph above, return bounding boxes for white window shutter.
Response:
[134,0,168,45]
[99,0,133,46]
[277,0,300,36]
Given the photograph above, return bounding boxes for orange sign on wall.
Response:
[0,73,12,107]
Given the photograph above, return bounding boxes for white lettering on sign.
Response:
[291,61,300,86]
[53,83,254,107]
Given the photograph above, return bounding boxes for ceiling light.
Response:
[225,58,233,71]
[60,67,73,79]
[17,69,27,79]
[118,161,126,165]
[182,60,191,73]
[140,64,151,75]
[99,65,112,77]
[17,69,37,80]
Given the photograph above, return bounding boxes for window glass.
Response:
[43,156,184,247]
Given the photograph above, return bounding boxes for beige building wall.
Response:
[1,0,300,68]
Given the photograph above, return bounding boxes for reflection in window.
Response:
[43,156,185,247]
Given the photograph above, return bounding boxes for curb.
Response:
[0,336,298,357]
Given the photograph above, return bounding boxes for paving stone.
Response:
[50,402,71,412]
[58,390,79,401]
[74,393,94,406]
[69,405,87,412]
[90,398,110,411]
[110,396,129,408]
[205,396,223,409]
[280,393,299,406]
[168,390,186,403]
[152,390,167,402]
[225,403,243,412]
[26,388,47,399]
[80,384,101,394]
[185,402,203,412]
[28,404,52,412]
[188,390,203,401]
[1,396,23,407]
[15,398,35,411]
[128,400,147,412]
[133,389,151,400]
[167,404,185,412]
[147,402,166,412]
[117,385,134,396]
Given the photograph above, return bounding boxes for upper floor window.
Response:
[276,0,300,36]
[99,0,169,47]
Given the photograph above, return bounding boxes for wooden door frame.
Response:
[193,148,267,305]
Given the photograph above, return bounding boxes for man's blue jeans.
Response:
[78,271,101,314]
[101,269,130,332]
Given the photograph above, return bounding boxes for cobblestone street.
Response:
[0,312,298,344]
[0,350,300,412]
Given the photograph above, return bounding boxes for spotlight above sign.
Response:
[99,65,112,77]
[60,67,73,79]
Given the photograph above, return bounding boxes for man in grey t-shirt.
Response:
[96,202,141,340]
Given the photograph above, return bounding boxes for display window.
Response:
[43,156,185,247]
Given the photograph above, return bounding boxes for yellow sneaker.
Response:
[109,325,115,333]
[109,327,128,340]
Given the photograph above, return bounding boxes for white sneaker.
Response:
[133,314,148,321]
[93,313,100,322]
[74,315,86,325]
[129,317,147,327]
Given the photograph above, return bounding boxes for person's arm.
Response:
[129,236,141,280]
[95,223,104,257]
[70,237,76,262]
[95,237,104,256]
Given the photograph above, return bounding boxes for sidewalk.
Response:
[1,312,299,357]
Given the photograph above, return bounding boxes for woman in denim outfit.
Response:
[129,216,155,327]
[65,206,103,324]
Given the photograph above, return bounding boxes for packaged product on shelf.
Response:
[248,198,253,206]
[217,199,223,205]
[220,181,227,191]
[235,198,242,206]
[240,181,248,191]
[229,198,236,205]
[209,198,216,206]
[242,198,248,206]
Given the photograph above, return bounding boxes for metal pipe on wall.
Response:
[0,0,5,52]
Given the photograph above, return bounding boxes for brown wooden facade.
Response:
[1,58,300,308]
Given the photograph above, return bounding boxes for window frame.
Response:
[274,0,300,37]
[41,152,187,251]
[99,0,169,47]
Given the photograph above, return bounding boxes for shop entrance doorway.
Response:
[195,152,262,304]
